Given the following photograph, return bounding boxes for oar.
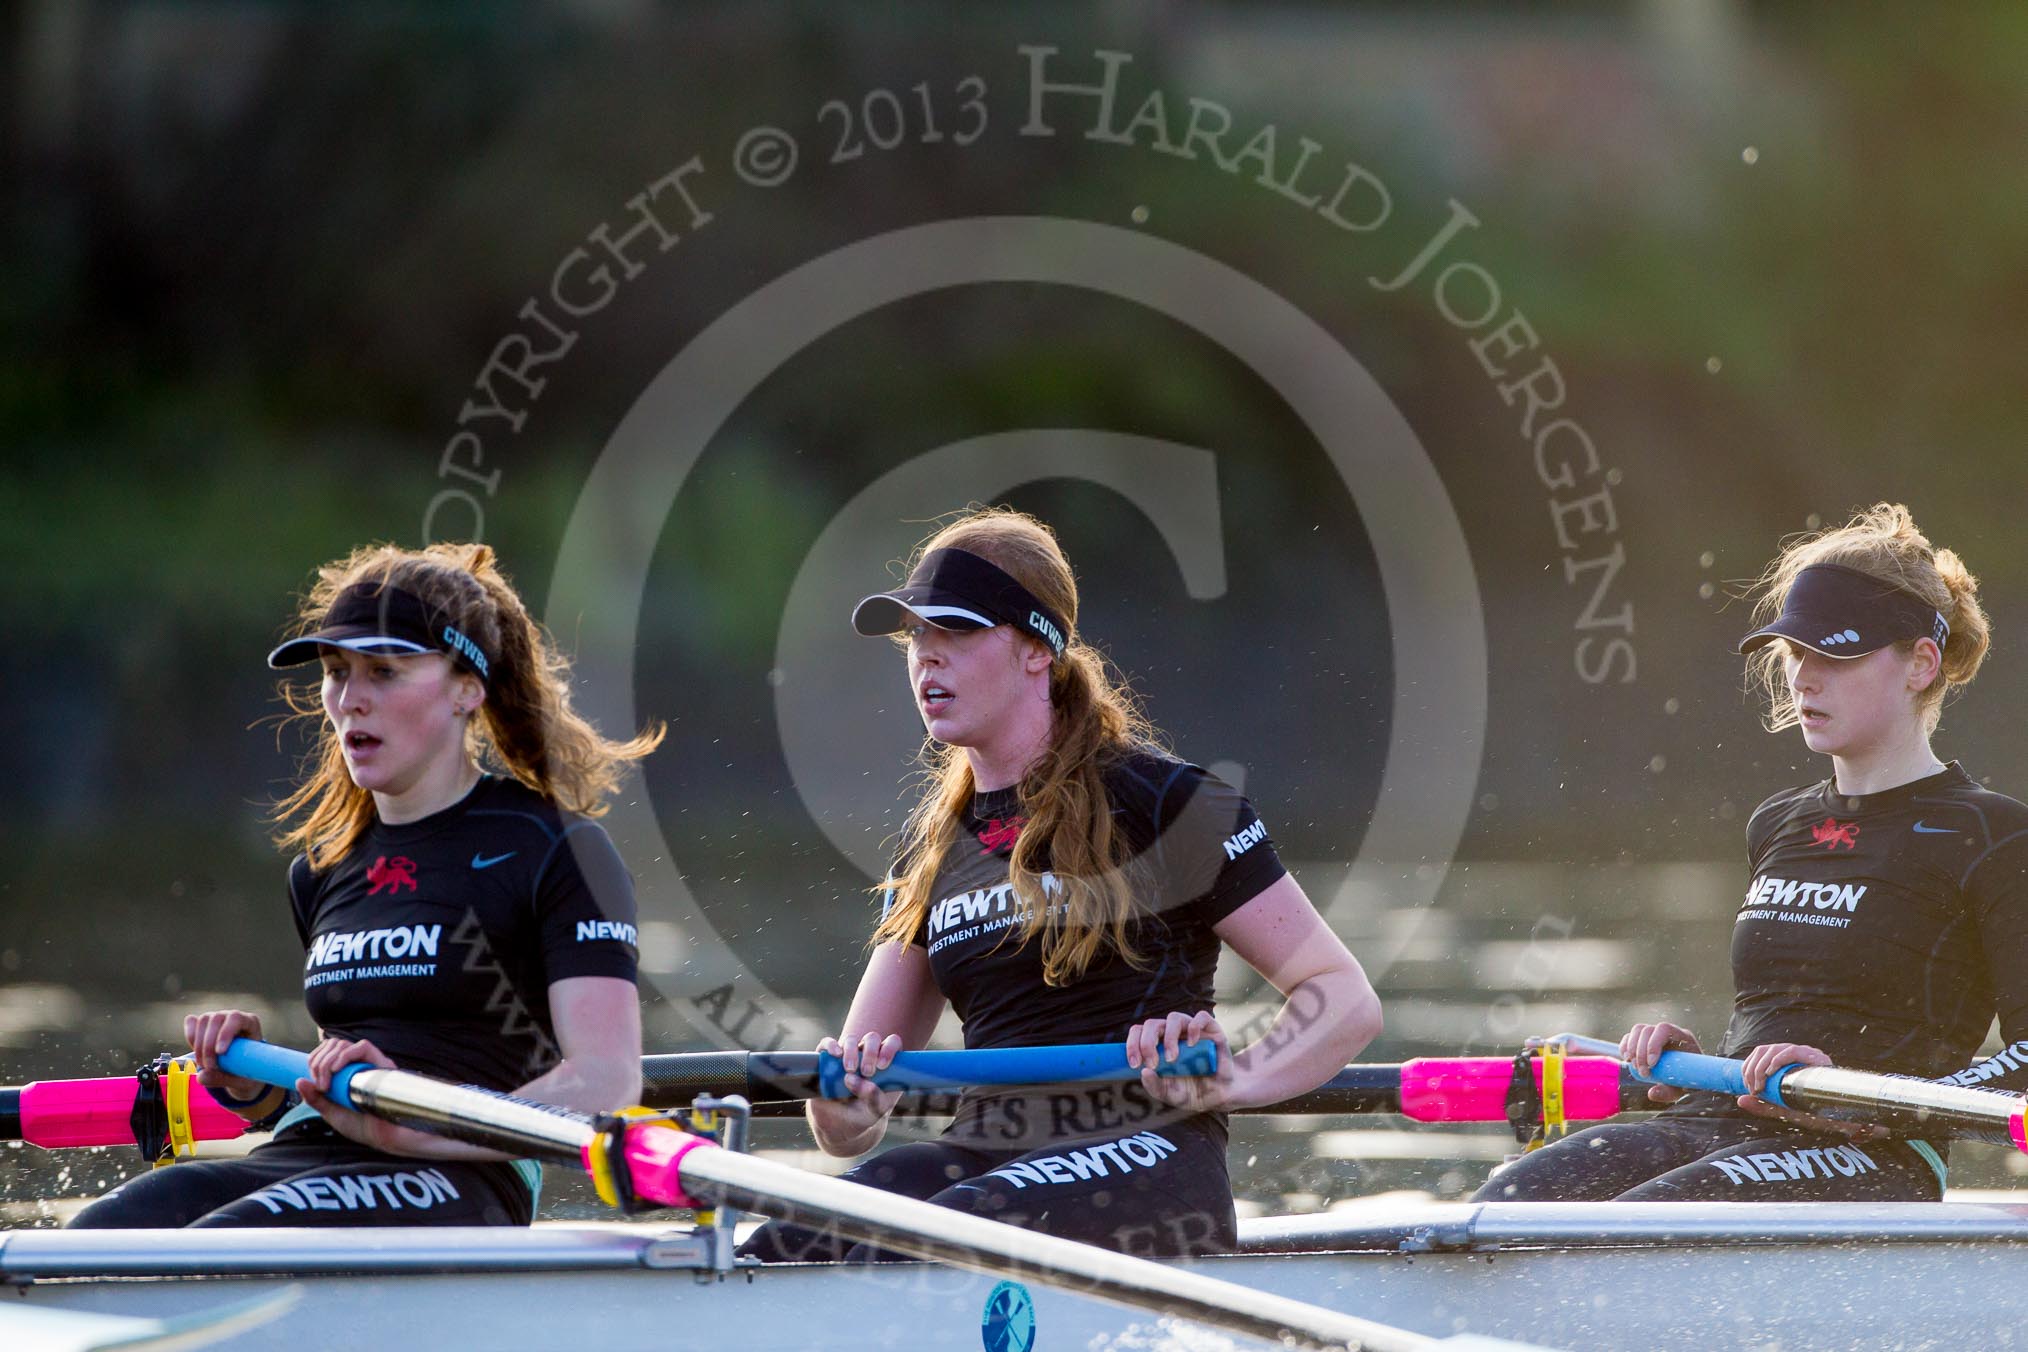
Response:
[811,1042,1215,1098]
[0,1063,248,1153]
[0,1045,1216,1152]
[642,1047,1643,1120]
[1549,1033,2028,1149]
[212,1038,1482,1352]
[3,1049,1648,1148]
[638,1045,1218,1108]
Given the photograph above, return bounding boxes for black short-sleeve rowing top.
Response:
[895,748,1286,1145]
[1709,762,2028,1105]
[288,776,639,1091]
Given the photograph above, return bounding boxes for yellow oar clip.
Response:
[1539,1041,1569,1141]
[1514,1041,1571,1153]
[679,1106,723,1226]
[156,1058,199,1167]
[588,1106,664,1210]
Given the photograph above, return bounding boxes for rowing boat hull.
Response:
[8,1202,2028,1350]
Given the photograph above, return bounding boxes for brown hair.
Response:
[272,542,664,868]
[869,507,1161,985]
[1745,503,1990,733]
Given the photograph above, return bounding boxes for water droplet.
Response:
[1698,582,1716,599]
[1742,146,1760,164]
[1705,356,1722,374]
[1130,205,1149,224]
[1698,551,1715,569]
[1648,755,1667,773]
[1664,697,1681,715]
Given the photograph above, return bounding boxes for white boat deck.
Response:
[7,1202,2028,1350]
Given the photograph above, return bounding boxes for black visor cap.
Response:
[851,548,1070,658]
[1737,563,1948,659]
[267,583,494,682]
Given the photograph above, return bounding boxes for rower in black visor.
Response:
[1479,504,2028,1203]
[740,506,1383,1262]
[71,544,660,1229]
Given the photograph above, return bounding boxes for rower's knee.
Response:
[67,1168,215,1229]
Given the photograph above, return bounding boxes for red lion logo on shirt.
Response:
[978,818,1026,854]
[366,855,419,894]
[1811,818,1860,851]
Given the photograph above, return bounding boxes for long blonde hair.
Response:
[1745,503,1990,733]
[272,542,665,868]
[870,508,1162,986]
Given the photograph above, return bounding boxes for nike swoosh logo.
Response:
[471,851,517,869]
[1911,822,1955,834]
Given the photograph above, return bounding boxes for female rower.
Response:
[1478,503,2028,1203]
[72,543,660,1228]
[742,507,1382,1261]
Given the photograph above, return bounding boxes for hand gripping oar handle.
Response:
[1647,1050,1753,1096]
[814,1042,1218,1099]
[1551,1033,1753,1096]
[1564,1033,1874,1107]
[1549,1032,2028,1150]
[217,1040,370,1111]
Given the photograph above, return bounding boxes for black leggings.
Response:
[739,1119,1236,1263]
[67,1121,535,1229]
[1473,1112,1944,1203]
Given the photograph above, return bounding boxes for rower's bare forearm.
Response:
[808,1098,887,1157]
[516,1055,644,1117]
[1230,971,1382,1110]
[370,1124,516,1163]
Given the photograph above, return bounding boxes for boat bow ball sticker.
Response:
[982,1279,1036,1352]
[545,217,1489,1051]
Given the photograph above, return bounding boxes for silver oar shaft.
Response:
[345,1067,599,1160]
[677,1144,1435,1352]
[292,1064,1448,1351]
[1772,1066,2022,1143]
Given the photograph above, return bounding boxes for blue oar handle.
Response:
[217,1038,368,1112]
[1548,1033,1796,1105]
[1643,1048,1806,1106]
[1639,1049,1750,1097]
[1762,1064,1802,1108]
[816,1042,1219,1100]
